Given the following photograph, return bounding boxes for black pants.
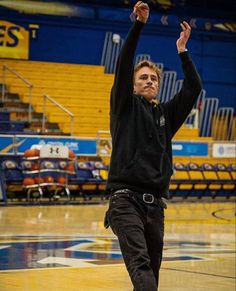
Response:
[105,191,165,291]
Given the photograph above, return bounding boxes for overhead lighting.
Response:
[0,0,80,16]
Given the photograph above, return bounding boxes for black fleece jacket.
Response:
[106,20,202,198]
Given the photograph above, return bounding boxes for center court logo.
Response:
[1,236,233,271]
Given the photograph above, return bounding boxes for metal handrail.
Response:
[1,64,33,122]
[42,94,74,136]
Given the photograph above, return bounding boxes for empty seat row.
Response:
[1,156,235,201]
[170,162,235,198]
[0,158,109,198]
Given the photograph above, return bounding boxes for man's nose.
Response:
[147,78,153,85]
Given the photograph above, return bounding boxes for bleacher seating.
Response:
[228,164,236,182]
[173,127,213,141]
[0,58,209,139]
[76,161,108,194]
[0,157,24,201]
[0,111,26,134]
[215,163,235,192]
[0,59,112,137]
[170,161,235,199]
[201,163,222,193]
[0,120,26,134]
[0,152,235,202]
[170,162,192,192]
[1,159,23,183]
[186,162,207,194]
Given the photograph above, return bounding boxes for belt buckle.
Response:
[143,193,154,204]
[114,189,130,195]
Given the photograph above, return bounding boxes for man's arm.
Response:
[110,2,149,116]
[164,22,202,137]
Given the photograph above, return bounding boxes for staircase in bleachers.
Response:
[0,59,112,137]
[173,126,212,141]
[0,111,26,134]
[0,91,61,135]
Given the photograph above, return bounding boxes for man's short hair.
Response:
[134,60,161,84]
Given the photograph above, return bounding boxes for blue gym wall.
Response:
[1,4,236,110]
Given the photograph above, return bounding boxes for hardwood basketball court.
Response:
[0,200,235,291]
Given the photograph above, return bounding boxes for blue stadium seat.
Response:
[0,121,26,134]
[215,163,235,195]
[0,112,10,121]
[170,163,192,198]
[77,162,103,194]
[186,162,207,198]
[201,163,221,197]
[90,161,108,191]
[1,159,23,183]
[228,164,236,181]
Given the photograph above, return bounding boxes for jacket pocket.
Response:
[121,149,172,187]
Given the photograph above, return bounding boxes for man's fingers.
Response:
[132,1,149,23]
[135,1,143,7]
[181,21,191,31]
[180,23,186,31]
[138,2,148,7]
[135,1,149,10]
[183,21,191,30]
[134,1,142,10]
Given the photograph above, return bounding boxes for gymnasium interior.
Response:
[0,1,235,290]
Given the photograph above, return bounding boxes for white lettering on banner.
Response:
[212,143,236,158]
[46,141,64,146]
[172,144,183,151]
[65,142,79,151]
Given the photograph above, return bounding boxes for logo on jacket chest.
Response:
[160,115,165,127]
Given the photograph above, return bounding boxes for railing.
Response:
[212,107,234,141]
[185,89,206,128]
[173,79,183,95]
[200,97,219,137]
[158,71,177,103]
[135,54,164,73]
[1,64,33,122]
[42,94,74,136]
[135,54,151,64]
[101,32,124,74]
[185,109,199,128]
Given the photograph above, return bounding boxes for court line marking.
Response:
[162,267,236,280]
[0,256,214,273]
[0,245,11,250]
[212,207,236,222]
[0,264,125,273]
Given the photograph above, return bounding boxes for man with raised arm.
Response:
[105,1,202,290]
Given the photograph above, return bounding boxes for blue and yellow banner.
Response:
[0,20,29,59]
[172,141,208,156]
[15,136,97,156]
[0,135,15,155]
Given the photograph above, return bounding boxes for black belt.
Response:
[112,189,167,209]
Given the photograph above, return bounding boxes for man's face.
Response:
[133,66,159,102]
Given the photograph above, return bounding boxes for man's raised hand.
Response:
[133,1,149,23]
[176,21,191,53]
